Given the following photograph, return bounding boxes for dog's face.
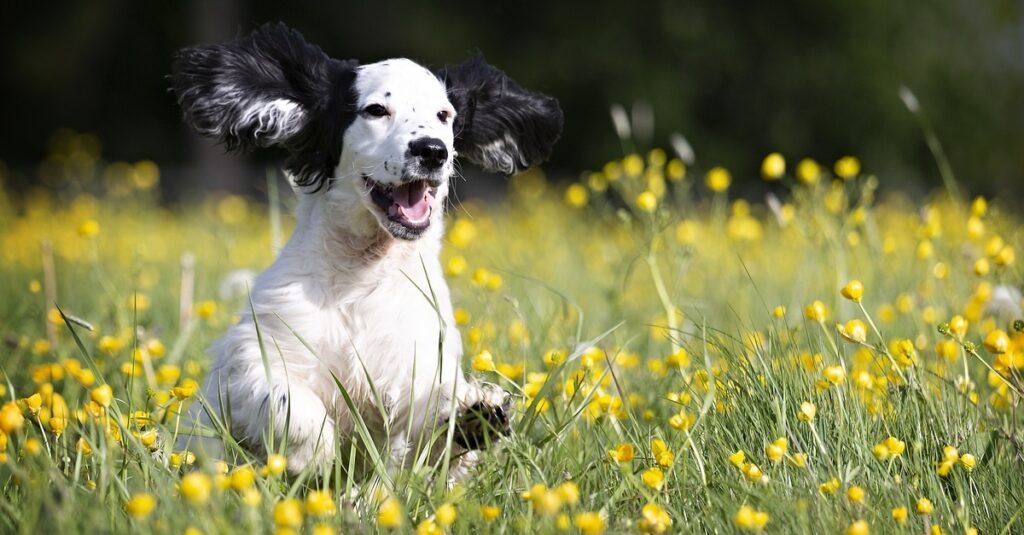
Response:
[171,23,563,241]
[345,60,457,239]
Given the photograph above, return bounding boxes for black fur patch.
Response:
[439,56,564,175]
[171,22,358,191]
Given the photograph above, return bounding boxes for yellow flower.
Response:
[78,219,100,237]
[274,498,304,528]
[638,503,673,534]
[430,503,456,526]
[890,339,918,368]
[445,255,467,276]
[170,378,199,401]
[765,438,788,463]
[97,335,125,355]
[147,339,167,358]
[734,505,769,530]
[479,505,501,522]
[839,319,868,343]
[23,437,42,456]
[125,493,157,519]
[416,519,442,535]
[916,497,934,515]
[448,218,477,249]
[311,524,335,535]
[761,153,785,180]
[453,308,471,326]
[847,485,865,503]
[834,156,861,179]
[574,512,606,535]
[305,490,336,517]
[936,460,955,477]
[608,443,634,463]
[728,450,747,467]
[742,463,765,482]
[771,306,786,318]
[798,401,816,422]
[241,488,261,507]
[543,349,566,368]
[796,158,821,184]
[845,519,869,535]
[636,191,658,213]
[983,330,1009,354]
[23,393,43,414]
[523,484,562,516]
[948,315,968,339]
[891,506,908,524]
[565,184,589,208]
[959,453,977,471]
[822,365,846,385]
[47,414,68,434]
[819,478,840,494]
[170,451,196,468]
[974,258,990,276]
[995,245,1016,266]
[788,452,808,468]
[471,350,497,372]
[668,410,695,431]
[0,402,25,434]
[90,384,113,408]
[377,497,403,528]
[266,453,288,476]
[195,301,218,320]
[666,159,686,181]
[229,466,256,491]
[651,438,674,467]
[555,481,579,505]
[840,280,864,302]
[804,300,828,323]
[179,472,212,504]
[641,467,665,490]
[705,167,732,192]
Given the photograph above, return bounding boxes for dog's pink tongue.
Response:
[390,181,431,221]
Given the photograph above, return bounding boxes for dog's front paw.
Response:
[453,384,513,450]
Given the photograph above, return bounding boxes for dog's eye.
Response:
[363,104,389,118]
[437,110,450,124]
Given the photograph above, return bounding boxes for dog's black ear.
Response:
[439,56,563,175]
[171,22,358,191]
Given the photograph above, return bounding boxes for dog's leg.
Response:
[451,381,513,451]
[201,368,337,474]
[257,381,337,474]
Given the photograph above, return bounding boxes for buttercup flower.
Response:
[761,153,785,180]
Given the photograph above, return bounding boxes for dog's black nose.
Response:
[409,137,448,170]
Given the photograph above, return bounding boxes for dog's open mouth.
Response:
[363,176,440,237]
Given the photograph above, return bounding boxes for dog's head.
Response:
[171,23,563,240]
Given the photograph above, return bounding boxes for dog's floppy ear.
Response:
[171,22,358,191]
[439,56,563,175]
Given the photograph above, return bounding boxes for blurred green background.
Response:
[1,0,1021,198]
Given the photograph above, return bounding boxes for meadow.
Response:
[1,125,1022,534]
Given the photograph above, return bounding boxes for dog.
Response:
[170,22,563,478]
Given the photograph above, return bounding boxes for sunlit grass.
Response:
[0,129,1022,534]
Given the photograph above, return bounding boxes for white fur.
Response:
[478,133,522,175]
[235,97,306,143]
[183,59,502,477]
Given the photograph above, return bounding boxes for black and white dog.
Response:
[171,23,562,477]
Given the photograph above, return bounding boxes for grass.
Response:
[0,130,1022,534]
